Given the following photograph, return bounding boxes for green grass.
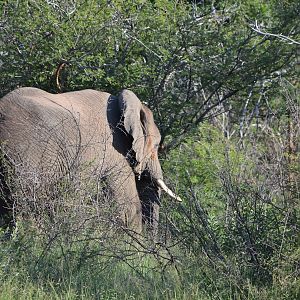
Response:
[1,264,298,300]
[1,226,299,300]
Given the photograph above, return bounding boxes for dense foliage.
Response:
[0,0,299,299]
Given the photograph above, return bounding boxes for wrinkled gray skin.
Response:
[0,87,163,234]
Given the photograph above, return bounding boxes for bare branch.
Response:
[250,20,300,45]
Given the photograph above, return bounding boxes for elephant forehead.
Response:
[147,124,161,144]
[142,106,161,139]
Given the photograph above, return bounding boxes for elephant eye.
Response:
[154,143,159,149]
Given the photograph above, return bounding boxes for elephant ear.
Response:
[118,89,145,173]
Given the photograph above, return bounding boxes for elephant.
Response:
[0,87,181,234]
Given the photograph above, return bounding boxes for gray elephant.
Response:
[0,87,181,234]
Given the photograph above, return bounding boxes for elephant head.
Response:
[117,90,182,231]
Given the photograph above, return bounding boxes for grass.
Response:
[1,224,299,300]
[1,264,298,300]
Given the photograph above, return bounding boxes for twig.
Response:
[250,20,300,45]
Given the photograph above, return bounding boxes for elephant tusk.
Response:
[157,179,182,202]
[134,164,142,180]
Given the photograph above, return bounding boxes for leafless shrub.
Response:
[1,140,180,279]
[159,86,299,286]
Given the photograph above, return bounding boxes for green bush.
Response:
[163,123,299,298]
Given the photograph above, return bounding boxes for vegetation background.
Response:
[0,0,299,299]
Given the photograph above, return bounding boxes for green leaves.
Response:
[1,1,298,147]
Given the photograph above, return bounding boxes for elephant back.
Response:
[0,88,115,179]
